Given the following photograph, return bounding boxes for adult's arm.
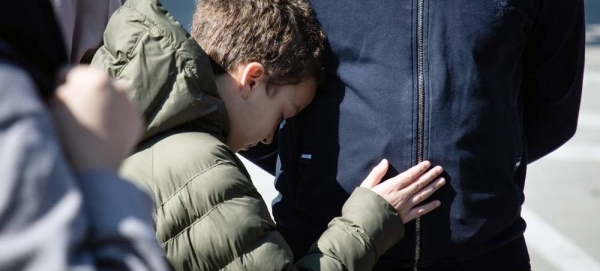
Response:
[522,0,585,163]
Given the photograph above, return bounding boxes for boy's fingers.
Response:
[410,178,445,205]
[360,159,389,189]
[405,200,441,223]
[388,161,432,190]
[404,165,443,196]
[402,161,432,181]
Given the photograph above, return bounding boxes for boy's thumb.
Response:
[360,159,389,189]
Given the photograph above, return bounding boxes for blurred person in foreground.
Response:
[91,0,446,270]
[0,1,168,270]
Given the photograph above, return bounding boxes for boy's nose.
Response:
[261,131,274,145]
[261,137,272,145]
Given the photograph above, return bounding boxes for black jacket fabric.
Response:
[245,0,585,269]
[0,0,67,101]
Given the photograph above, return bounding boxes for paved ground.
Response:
[162,0,600,269]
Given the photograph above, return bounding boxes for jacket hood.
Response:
[91,0,228,142]
[0,0,68,101]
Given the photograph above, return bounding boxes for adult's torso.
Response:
[273,0,537,268]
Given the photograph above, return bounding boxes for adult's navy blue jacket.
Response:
[243,0,585,269]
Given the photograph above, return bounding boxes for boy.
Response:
[91,0,445,270]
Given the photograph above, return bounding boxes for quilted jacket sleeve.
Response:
[116,131,404,271]
[154,159,294,271]
[156,158,403,271]
[294,188,404,271]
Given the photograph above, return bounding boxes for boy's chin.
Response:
[239,142,258,152]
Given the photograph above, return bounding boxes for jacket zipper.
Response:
[414,0,425,270]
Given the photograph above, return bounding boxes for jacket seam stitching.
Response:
[115,31,149,78]
[156,160,237,208]
[105,6,143,77]
[113,6,163,78]
[159,185,257,247]
[217,230,262,270]
[336,222,377,258]
[219,242,267,271]
[123,6,156,55]
[151,145,158,206]
[120,5,183,56]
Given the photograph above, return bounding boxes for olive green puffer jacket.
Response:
[91,0,405,270]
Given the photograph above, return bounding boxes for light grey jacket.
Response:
[0,61,168,271]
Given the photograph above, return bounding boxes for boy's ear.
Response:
[239,62,265,98]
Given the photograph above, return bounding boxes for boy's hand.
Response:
[361,160,445,223]
[50,66,143,172]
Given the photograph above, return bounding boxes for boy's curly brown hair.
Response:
[191,0,326,92]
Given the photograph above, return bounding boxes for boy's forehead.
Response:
[293,76,317,89]
[270,76,317,93]
[287,79,317,102]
